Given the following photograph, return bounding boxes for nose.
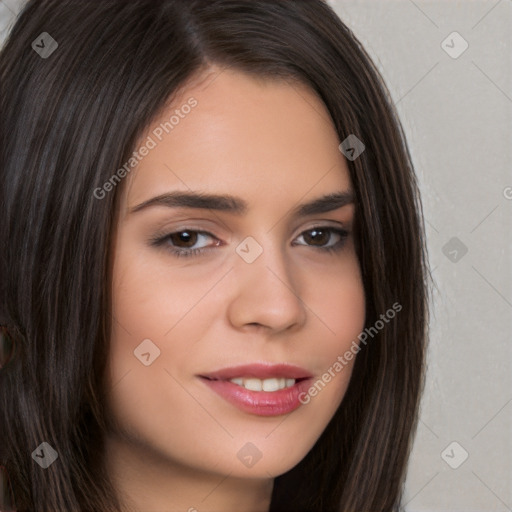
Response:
[226,240,307,334]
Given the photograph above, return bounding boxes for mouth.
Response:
[198,363,314,416]
[199,362,313,382]
[202,375,310,392]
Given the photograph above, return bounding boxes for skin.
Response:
[104,66,366,512]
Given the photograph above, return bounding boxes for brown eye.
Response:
[149,229,221,259]
[302,228,331,246]
[168,230,199,248]
[294,226,349,253]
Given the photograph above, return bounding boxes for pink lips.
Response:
[198,363,314,417]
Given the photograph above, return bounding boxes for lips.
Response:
[199,363,313,381]
[198,363,314,417]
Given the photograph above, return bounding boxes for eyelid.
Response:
[294,219,349,233]
[149,223,350,259]
[148,228,220,248]
[151,219,348,245]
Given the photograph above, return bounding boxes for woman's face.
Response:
[106,67,365,483]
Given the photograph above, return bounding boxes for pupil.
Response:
[171,231,197,247]
[305,229,328,246]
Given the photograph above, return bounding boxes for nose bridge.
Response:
[228,233,306,331]
[238,233,294,293]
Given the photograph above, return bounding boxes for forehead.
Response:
[121,67,351,212]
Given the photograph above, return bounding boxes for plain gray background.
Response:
[1,0,511,510]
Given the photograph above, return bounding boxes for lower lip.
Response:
[199,377,313,416]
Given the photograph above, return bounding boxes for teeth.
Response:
[245,378,263,391]
[229,377,296,391]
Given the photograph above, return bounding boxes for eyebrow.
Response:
[129,190,354,217]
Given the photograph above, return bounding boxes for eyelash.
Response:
[149,226,349,259]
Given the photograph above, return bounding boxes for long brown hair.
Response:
[0,1,430,510]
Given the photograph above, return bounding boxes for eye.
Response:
[149,229,221,258]
[293,226,349,253]
[149,226,349,259]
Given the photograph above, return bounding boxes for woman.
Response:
[0,0,430,510]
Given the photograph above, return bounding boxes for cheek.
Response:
[321,277,365,336]
[303,258,366,394]
[110,245,212,341]
[311,254,366,348]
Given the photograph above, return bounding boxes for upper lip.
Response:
[199,363,314,381]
